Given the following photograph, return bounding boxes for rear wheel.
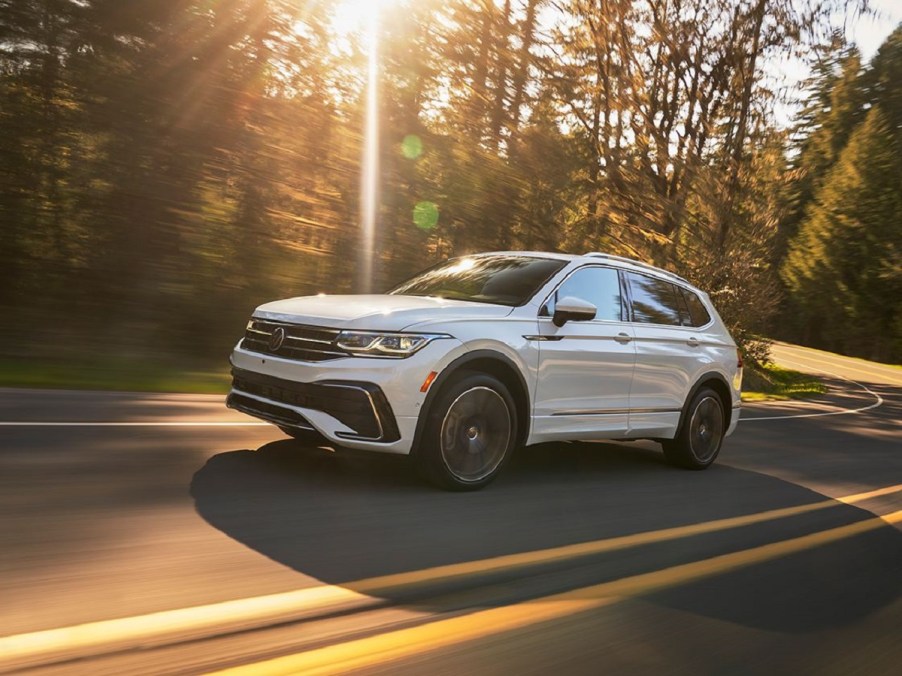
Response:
[663,387,725,470]
[415,372,517,491]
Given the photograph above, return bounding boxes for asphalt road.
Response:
[1,343,900,675]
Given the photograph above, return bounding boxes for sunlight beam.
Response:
[358,7,380,293]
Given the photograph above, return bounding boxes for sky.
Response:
[848,0,902,60]
[328,0,902,128]
[770,0,901,125]
[330,1,901,68]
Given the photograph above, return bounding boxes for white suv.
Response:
[228,252,742,490]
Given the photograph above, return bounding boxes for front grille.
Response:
[231,368,400,442]
[241,318,346,362]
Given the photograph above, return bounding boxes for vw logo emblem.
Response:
[268,327,286,351]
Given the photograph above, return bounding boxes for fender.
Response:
[672,371,733,439]
[410,349,531,456]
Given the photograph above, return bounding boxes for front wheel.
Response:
[662,387,725,470]
[415,372,517,491]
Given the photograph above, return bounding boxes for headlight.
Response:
[335,331,449,358]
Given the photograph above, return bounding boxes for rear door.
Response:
[623,272,700,437]
[531,265,636,441]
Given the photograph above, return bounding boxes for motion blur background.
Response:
[1,0,900,390]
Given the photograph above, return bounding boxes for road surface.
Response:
[1,343,900,674]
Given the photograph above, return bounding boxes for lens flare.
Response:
[413,201,439,230]
[401,134,423,159]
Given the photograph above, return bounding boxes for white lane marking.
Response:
[740,356,884,422]
[0,421,269,427]
[772,344,902,384]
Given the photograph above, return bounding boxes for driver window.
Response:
[546,266,623,321]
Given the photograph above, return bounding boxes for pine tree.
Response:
[782,107,902,361]
[780,42,867,255]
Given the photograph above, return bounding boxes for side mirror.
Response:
[553,296,597,327]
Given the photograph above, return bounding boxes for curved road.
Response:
[1,343,900,674]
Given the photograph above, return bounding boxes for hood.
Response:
[253,294,513,331]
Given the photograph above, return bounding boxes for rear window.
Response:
[626,272,684,326]
[680,288,712,327]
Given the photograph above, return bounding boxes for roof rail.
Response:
[583,252,690,285]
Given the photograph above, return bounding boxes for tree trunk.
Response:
[716,0,766,250]
[508,0,539,155]
[489,0,512,149]
[469,0,495,137]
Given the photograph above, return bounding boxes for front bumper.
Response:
[228,338,465,454]
[228,367,400,442]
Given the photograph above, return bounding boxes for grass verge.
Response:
[772,341,902,371]
[0,358,230,395]
[742,362,826,402]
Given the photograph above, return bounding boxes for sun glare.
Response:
[331,0,398,35]
[326,0,402,293]
[450,258,476,273]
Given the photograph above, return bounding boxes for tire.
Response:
[415,371,518,491]
[662,387,725,470]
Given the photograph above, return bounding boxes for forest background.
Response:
[1,0,900,390]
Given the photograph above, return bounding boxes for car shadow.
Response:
[190,439,902,634]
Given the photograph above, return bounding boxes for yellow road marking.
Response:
[212,510,902,676]
[349,482,902,592]
[1,484,899,667]
[834,483,902,505]
[0,586,372,667]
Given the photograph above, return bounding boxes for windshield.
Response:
[388,255,567,307]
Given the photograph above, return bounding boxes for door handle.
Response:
[686,337,700,347]
[614,332,632,344]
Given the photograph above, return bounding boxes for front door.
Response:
[531,266,636,442]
